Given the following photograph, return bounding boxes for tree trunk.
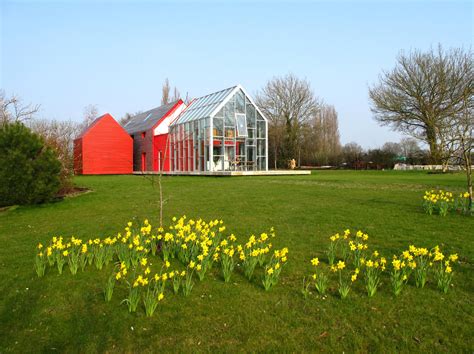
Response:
[426,126,442,164]
[274,145,278,169]
[463,147,473,211]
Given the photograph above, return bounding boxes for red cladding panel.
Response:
[153,134,171,172]
[74,113,133,174]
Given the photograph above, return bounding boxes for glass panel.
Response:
[235,89,245,113]
[225,146,235,171]
[257,120,265,138]
[213,117,223,137]
[246,103,256,127]
[213,142,224,171]
[235,113,247,137]
[224,100,235,126]
[248,128,255,138]
[213,145,223,156]
[246,146,256,170]
[257,139,265,156]
[237,141,246,156]
[258,157,266,170]
[215,107,224,117]
[225,127,235,139]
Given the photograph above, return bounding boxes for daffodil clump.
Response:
[360,251,386,297]
[456,191,472,215]
[433,249,458,293]
[34,217,289,316]
[327,229,369,267]
[390,256,410,296]
[302,230,460,300]
[331,260,357,299]
[423,189,471,216]
[310,257,329,295]
[262,247,289,291]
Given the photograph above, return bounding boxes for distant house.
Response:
[169,85,268,172]
[123,100,187,172]
[73,84,269,175]
[73,113,133,175]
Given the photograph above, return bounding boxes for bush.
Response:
[0,122,61,206]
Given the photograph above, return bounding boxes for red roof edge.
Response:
[151,99,185,132]
[169,98,196,126]
[77,113,115,139]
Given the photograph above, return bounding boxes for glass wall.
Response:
[170,88,267,173]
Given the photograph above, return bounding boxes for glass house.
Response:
[169,85,268,173]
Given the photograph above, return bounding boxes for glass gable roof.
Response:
[171,86,237,125]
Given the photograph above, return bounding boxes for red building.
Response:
[74,113,133,175]
[123,99,187,172]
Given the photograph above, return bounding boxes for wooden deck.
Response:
[133,170,311,177]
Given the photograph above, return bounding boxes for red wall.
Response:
[74,114,133,175]
[153,134,171,172]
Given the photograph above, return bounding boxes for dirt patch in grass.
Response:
[56,186,91,199]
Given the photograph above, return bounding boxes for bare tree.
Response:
[1,91,40,126]
[369,46,473,164]
[399,137,425,164]
[342,142,364,169]
[256,73,320,167]
[29,119,80,189]
[161,78,171,105]
[171,87,180,102]
[184,92,192,105]
[305,104,342,166]
[268,118,286,169]
[120,112,133,126]
[438,93,473,209]
[81,104,98,131]
[382,142,402,156]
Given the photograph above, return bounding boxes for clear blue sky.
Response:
[1,0,472,148]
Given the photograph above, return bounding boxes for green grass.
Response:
[0,171,473,352]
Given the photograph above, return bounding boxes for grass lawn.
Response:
[0,171,473,352]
